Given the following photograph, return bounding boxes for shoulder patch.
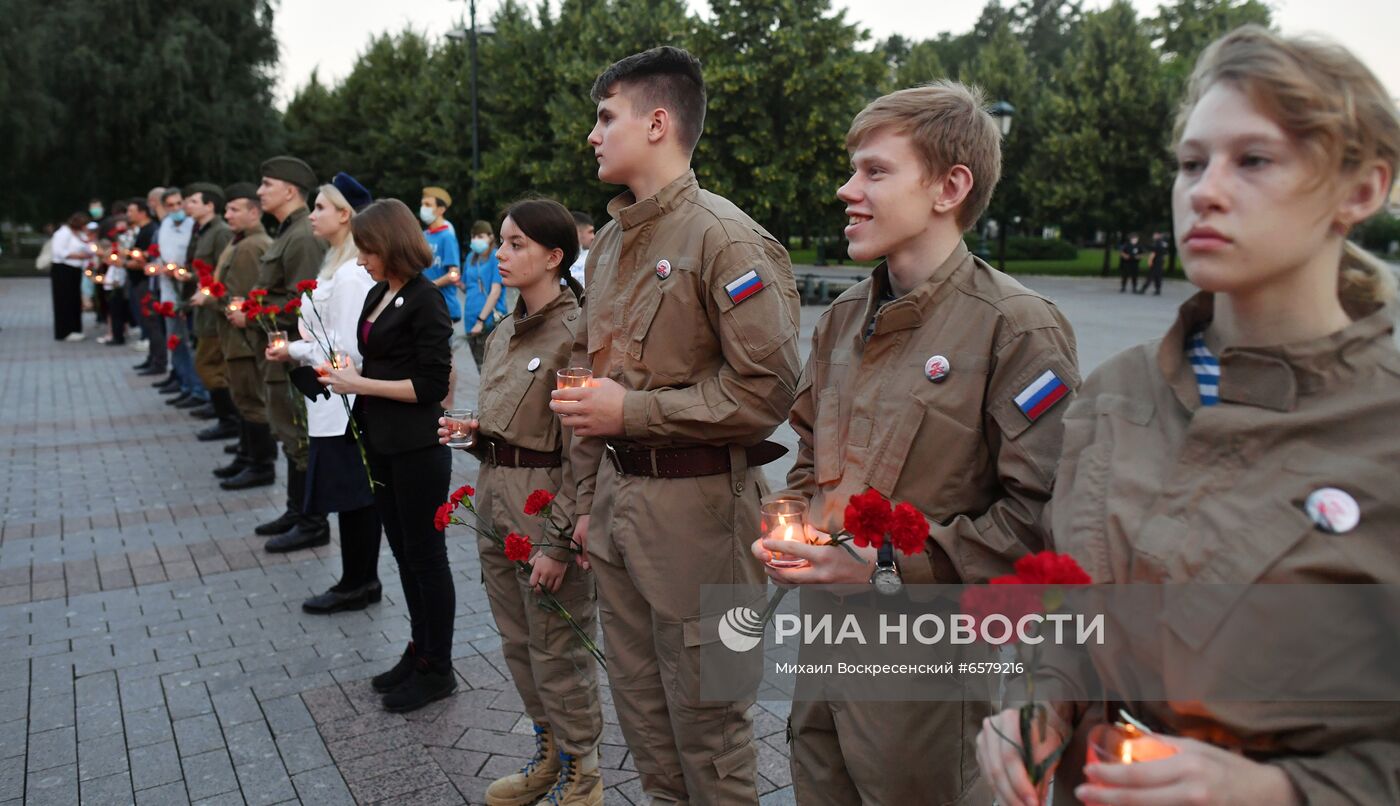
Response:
[1014,369,1070,422]
[724,269,765,304]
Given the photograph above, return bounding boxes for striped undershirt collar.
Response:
[1187,331,1220,406]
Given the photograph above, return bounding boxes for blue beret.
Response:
[332,172,373,213]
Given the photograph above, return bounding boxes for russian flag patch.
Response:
[1014,369,1069,423]
[724,270,765,305]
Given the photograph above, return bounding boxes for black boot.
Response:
[153,372,179,389]
[301,580,382,614]
[372,643,416,693]
[137,365,167,377]
[189,403,217,420]
[223,423,277,491]
[382,660,457,713]
[213,422,251,478]
[197,389,241,440]
[265,513,330,553]
[223,443,240,455]
[252,457,301,531]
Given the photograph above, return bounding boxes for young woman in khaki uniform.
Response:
[977,26,1400,806]
[441,199,603,806]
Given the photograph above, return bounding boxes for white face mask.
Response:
[470,236,490,255]
[419,206,436,225]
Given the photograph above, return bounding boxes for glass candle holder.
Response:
[145,263,159,276]
[227,295,244,313]
[556,367,593,390]
[174,266,190,281]
[762,499,811,569]
[445,408,476,449]
[129,249,143,262]
[267,330,287,351]
[1087,723,1178,766]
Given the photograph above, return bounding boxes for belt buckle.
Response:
[487,440,499,466]
[604,442,621,475]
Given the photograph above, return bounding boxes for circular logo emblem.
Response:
[526,357,541,372]
[656,259,672,280]
[394,297,404,308]
[924,355,950,383]
[1304,487,1360,534]
[717,606,766,653]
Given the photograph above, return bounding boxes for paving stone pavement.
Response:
[0,273,1200,804]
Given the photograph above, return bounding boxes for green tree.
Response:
[695,0,884,245]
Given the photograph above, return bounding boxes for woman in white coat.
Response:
[266,173,383,612]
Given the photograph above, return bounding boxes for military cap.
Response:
[333,172,374,212]
[223,182,258,203]
[183,182,225,207]
[259,156,317,193]
[423,186,452,208]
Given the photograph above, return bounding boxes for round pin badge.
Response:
[924,355,950,383]
[1304,487,1360,534]
[656,259,671,280]
[394,297,404,308]
[527,357,541,372]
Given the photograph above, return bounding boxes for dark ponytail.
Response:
[503,197,581,299]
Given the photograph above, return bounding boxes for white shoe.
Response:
[64,332,86,342]
[96,335,112,344]
[130,339,149,352]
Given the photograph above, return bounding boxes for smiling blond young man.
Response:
[549,46,801,806]
[752,81,1080,804]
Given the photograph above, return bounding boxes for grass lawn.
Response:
[788,247,1116,278]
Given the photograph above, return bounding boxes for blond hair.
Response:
[315,183,361,281]
[846,80,1003,231]
[1176,25,1400,305]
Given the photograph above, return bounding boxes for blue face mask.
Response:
[469,237,490,255]
[88,205,104,219]
[170,210,187,224]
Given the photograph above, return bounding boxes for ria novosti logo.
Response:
[718,605,766,652]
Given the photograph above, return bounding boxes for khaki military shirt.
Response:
[214,225,272,360]
[480,290,582,560]
[784,242,1079,583]
[190,218,233,337]
[1048,292,1400,804]
[256,207,326,380]
[568,171,802,514]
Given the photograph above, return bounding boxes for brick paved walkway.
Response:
[1,270,1210,805]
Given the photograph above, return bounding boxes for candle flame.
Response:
[1120,741,1133,764]
[784,524,794,541]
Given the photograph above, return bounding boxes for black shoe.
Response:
[213,456,249,479]
[153,375,177,388]
[196,420,239,441]
[223,443,240,455]
[372,644,417,693]
[265,519,330,553]
[157,382,183,395]
[165,392,190,405]
[301,581,381,614]
[175,396,206,409]
[133,360,151,371]
[138,366,167,377]
[189,403,217,419]
[221,465,276,491]
[382,664,457,713]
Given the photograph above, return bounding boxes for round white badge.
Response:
[656,259,672,280]
[527,357,541,372]
[1304,487,1360,534]
[924,355,950,383]
[394,297,404,308]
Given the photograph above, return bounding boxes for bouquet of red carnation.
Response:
[146,244,160,259]
[167,334,181,350]
[842,488,930,556]
[437,485,603,667]
[157,301,177,318]
[960,552,1092,798]
[295,279,318,294]
[192,259,213,279]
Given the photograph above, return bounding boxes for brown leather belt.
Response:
[604,441,787,478]
[471,435,562,468]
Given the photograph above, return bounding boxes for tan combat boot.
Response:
[485,723,560,806]
[539,747,603,806]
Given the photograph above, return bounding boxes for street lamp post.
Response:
[988,101,1015,270]
[447,1,493,221]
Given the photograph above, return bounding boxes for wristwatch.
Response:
[871,542,902,596]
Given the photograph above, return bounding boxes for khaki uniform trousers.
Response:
[225,356,267,424]
[790,698,992,805]
[476,462,602,754]
[590,464,766,805]
[194,332,227,390]
[265,363,308,470]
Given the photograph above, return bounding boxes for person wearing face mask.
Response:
[418,187,464,334]
[462,219,507,370]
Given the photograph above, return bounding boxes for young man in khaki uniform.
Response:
[182,183,236,441]
[214,183,276,490]
[755,83,1079,804]
[550,47,801,805]
[253,157,328,547]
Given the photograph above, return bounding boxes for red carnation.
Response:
[1009,551,1092,586]
[504,533,533,563]
[192,259,213,276]
[959,581,1043,645]
[262,304,282,318]
[241,300,260,315]
[210,282,227,298]
[249,289,268,299]
[843,489,893,549]
[523,490,555,517]
[158,301,177,317]
[146,244,160,258]
[449,484,475,505]
[141,292,152,305]
[296,279,318,294]
[166,334,181,350]
[433,502,454,531]
[888,502,929,556]
[283,298,302,314]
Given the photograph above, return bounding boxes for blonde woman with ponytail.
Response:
[265,173,384,612]
[977,26,1400,806]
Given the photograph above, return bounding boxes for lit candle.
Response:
[1088,724,1178,767]
[762,499,810,569]
[200,286,212,297]
[556,367,593,390]
[228,295,245,314]
[130,249,143,262]
[268,330,287,350]
[145,264,158,276]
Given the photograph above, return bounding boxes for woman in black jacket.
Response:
[319,198,456,712]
